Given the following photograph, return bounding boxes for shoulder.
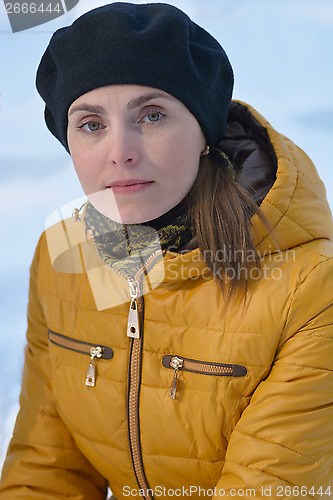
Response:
[279,239,333,344]
[35,216,88,272]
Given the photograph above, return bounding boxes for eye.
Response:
[147,112,162,122]
[140,111,165,124]
[78,120,103,132]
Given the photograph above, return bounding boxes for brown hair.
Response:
[188,149,271,298]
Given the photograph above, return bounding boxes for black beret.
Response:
[36,2,234,152]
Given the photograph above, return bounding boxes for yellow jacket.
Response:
[1,102,333,499]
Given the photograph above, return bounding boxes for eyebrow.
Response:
[127,92,175,109]
[68,104,106,116]
[68,92,175,116]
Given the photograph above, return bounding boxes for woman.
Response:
[1,2,332,499]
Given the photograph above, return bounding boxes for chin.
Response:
[87,190,173,224]
[87,194,148,224]
[116,211,157,225]
[113,206,172,225]
[87,190,122,222]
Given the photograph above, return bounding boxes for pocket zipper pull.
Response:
[127,281,140,339]
[86,346,103,387]
[170,357,183,399]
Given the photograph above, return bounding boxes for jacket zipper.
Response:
[48,330,114,387]
[127,280,140,338]
[162,355,247,400]
[87,225,161,498]
[126,251,162,500]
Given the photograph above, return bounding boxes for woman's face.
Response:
[67,85,205,224]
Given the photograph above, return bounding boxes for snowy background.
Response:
[1,0,332,468]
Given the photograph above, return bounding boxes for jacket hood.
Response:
[221,101,333,255]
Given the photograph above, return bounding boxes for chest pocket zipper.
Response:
[48,330,114,387]
[162,354,247,399]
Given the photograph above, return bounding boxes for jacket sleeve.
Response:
[0,234,108,499]
[213,257,333,500]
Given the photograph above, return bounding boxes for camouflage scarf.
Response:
[84,201,193,279]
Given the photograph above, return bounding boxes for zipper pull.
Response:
[170,357,183,399]
[86,346,103,387]
[127,281,140,339]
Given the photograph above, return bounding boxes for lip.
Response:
[107,179,154,194]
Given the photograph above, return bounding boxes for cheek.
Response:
[71,153,88,179]
[167,130,201,178]
[68,132,100,187]
[155,128,194,165]
[173,119,204,157]
[71,151,100,192]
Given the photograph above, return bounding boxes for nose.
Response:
[107,124,139,168]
